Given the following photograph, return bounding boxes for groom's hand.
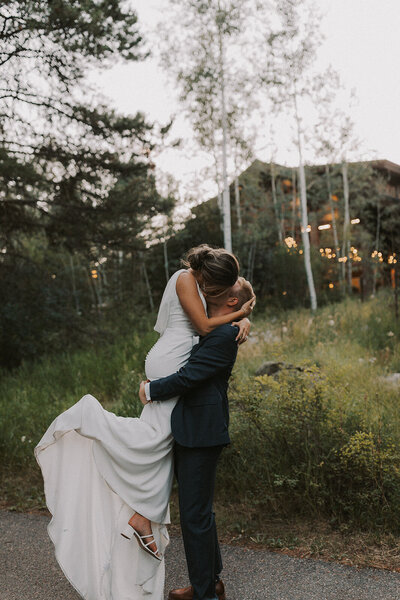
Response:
[139,380,149,405]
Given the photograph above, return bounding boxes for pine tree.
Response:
[0,1,167,256]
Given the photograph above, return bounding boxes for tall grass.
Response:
[1,290,400,531]
[217,289,400,532]
[0,319,157,506]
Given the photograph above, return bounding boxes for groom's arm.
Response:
[147,326,238,402]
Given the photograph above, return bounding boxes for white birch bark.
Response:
[270,162,283,243]
[218,23,232,253]
[325,164,342,284]
[341,161,351,294]
[325,165,340,254]
[69,253,80,314]
[234,175,242,228]
[142,260,154,311]
[291,168,297,239]
[294,91,317,311]
[372,194,381,294]
[163,240,169,283]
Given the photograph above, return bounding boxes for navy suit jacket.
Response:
[149,324,239,448]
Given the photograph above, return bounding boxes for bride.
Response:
[35,244,254,600]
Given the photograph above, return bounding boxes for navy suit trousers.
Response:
[174,443,224,600]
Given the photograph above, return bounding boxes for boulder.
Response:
[255,361,304,376]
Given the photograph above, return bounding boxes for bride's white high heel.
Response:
[121,524,162,561]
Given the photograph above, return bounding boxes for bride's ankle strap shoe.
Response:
[121,524,162,561]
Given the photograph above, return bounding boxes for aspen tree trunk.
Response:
[87,267,100,315]
[325,165,342,284]
[101,261,109,306]
[213,155,224,235]
[131,253,139,306]
[97,264,103,307]
[372,194,381,294]
[270,162,283,243]
[118,249,124,301]
[234,175,242,228]
[294,91,317,311]
[142,259,154,311]
[247,241,256,281]
[291,168,297,239]
[217,23,232,252]
[163,240,169,283]
[69,253,80,314]
[341,161,351,294]
[217,189,222,211]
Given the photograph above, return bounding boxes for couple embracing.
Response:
[35,244,255,600]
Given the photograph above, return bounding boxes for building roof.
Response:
[368,159,400,179]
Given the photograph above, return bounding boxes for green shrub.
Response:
[2,290,400,533]
[0,325,157,503]
[218,368,400,532]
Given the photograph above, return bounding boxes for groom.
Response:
[139,277,254,600]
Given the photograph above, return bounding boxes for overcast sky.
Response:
[90,0,400,200]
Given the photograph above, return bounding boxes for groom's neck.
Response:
[207,305,235,318]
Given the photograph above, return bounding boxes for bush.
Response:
[0,324,157,506]
[218,368,400,532]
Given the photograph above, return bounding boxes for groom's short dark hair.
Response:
[234,277,254,309]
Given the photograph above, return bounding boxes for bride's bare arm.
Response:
[176,271,254,337]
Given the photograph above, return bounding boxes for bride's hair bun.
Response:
[185,244,214,271]
[183,244,239,297]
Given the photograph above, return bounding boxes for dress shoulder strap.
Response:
[153,269,187,334]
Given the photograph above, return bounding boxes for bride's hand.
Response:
[232,317,251,344]
[240,295,256,318]
[139,381,149,405]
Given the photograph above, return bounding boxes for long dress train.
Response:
[35,269,205,599]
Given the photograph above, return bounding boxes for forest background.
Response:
[1,0,400,569]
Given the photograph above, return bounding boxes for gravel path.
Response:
[1,510,400,600]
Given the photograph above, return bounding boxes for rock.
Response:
[255,361,304,376]
[380,373,400,386]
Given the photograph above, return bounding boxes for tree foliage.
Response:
[0,1,171,255]
[0,1,174,367]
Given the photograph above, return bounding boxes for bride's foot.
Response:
[122,513,162,560]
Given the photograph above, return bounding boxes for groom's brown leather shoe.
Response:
[168,580,226,600]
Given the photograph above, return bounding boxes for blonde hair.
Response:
[234,277,254,308]
[183,244,239,297]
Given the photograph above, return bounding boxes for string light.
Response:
[318,224,331,230]
[320,247,336,259]
[349,247,362,262]
[371,250,384,263]
[351,218,360,224]
[284,236,297,248]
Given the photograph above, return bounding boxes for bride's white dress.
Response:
[35,269,205,599]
